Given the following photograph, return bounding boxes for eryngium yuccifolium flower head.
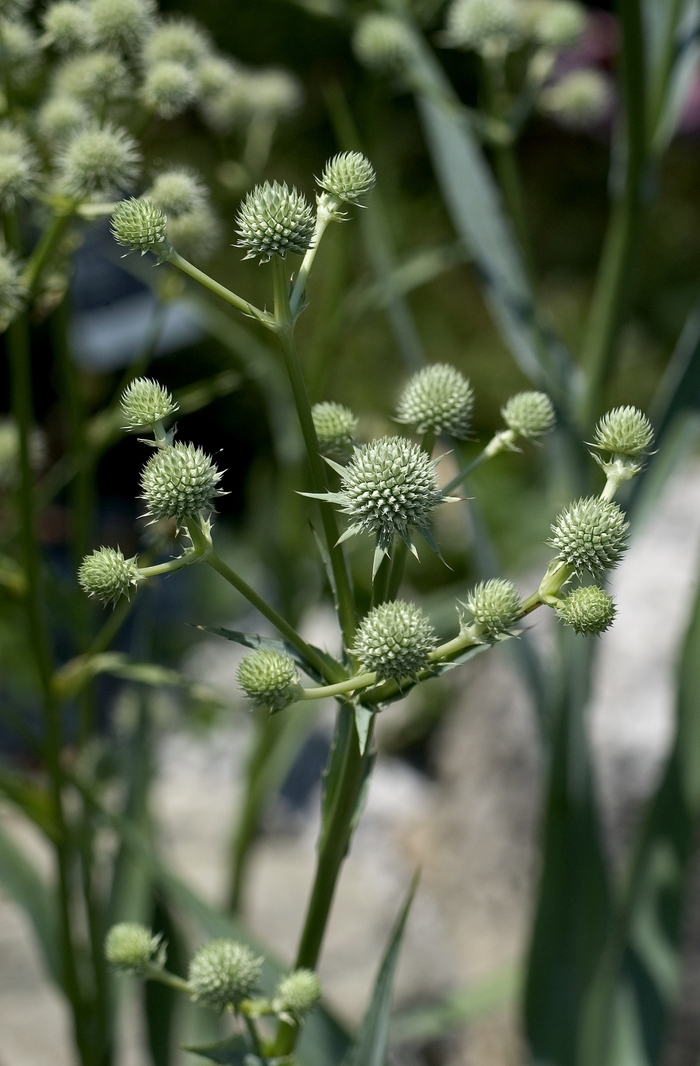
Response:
[120,377,177,429]
[462,578,521,637]
[141,441,224,521]
[396,363,475,439]
[549,496,629,576]
[352,600,436,682]
[538,69,611,128]
[318,151,376,204]
[196,55,239,99]
[105,922,161,971]
[78,546,140,604]
[593,406,653,457]
[0,19,40,84]
[501,390,555,438]
[556,584,616,635]
[166,206,220,262]
[88,0,155,50]
[41,1,92,49]
[142,17,210,69]
[141,60,196,117]
[237,649,300,712]
[235,181,315,263]
[445,0,523,53]
[276,969,322,1016]
[147,167,207,217]
[188,940,262,1011]
[312,401,357,461]
[54,50,132,102]
[353,13,417,72]
[0,248,27,325]
[247,68,302,119]
[37,95,89,143]
[56,122,141,197]
[111,198,167,254]
[527,0,586,47]
[0,124,37,208]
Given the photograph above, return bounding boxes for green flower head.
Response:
[549,496,629,576]
[188,940,263,1011]
[556,584,616,635]
[140,442,224,522]
[396,363,474,439]
[352,599,436,683]
[235,181,315,263]
[237,649,300,713]
[78,546,141,605]
[460,578,521,639]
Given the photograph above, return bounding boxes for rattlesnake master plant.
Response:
[188,940,262,1011]
[549,496,629,576]
[556,585,616,635]
[460,578,521,640]
[105,923,163,972]
[235,181,315,262]
[78,546,140,604]
[396,363,474,439]
[352,600,436,682]
[237,649,301,712]
[141,441,225,522]
[312,401,358,461]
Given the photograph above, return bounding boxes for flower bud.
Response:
[592,406,652,458]
[0,18,40,84]
[56,121,141,197]
[556,584,616,635]
[396,363,474,439]
[501,390,555,438]
[312,401,357,462]
[527,0,586,47]
[111,198,167,255]
[235,181,315,263]
[40,0,92,50]
[147,166,207,218]
[120,377,177,429]
[37,95,89,143]
[353,13,417,72]
[0,248,26,327]
[88,0,155,51]
[141,441,224,522]
[53,50,132,102]
[142,17,210,69]
[237,649,300,712]
[461,578,521,638]
[445,0,523,54]
[549,496,628,576]
[0,124,37,208]
[79,546,141,604]
[105,922,162,971]
[317,152,376,204]
[352,600,436,682]
[276,969,322,1016]
[538,69,611,128]
[141,59,196,118]
[188,939,262,1011]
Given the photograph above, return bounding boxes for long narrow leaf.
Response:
[0,819,60,984]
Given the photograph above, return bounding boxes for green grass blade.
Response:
[0,819,60,984]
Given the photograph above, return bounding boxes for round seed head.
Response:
[141,59,196,118]
[501,390,555,438]
[142,17,210,69]
[352,600,436,682]
[147,166,207,218]
[37,95,89,143]
[235,181,315,263]
[353,13,417,72]
[276,969,322,1016]
[111,197,167,254]
[105,922,161,971]
[593,406,653,457]
[0,124,37,208]
[318,151,376,204]
[556,584,616,635]
[445,0,523,53]
[78,546,140,604]
[312,401,357,462]
[53,50,132,102]
[188,940,262,1011]
[549,496,629,576]
[41,1,92,50]
[538,68,611,128]
[0,248,26,326]
[527,0,586,47]
[120,377,177,429]
[462,578,521,637]
[56,121,141,197]
[88,0,155,50]
[0,18,40,84]
[396,363,474,439]
[140,441,224,522]
[237,649,300,712]
[166,205,220,262]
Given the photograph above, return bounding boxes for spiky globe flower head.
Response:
[40,0,92,49]
[445,0,523,54]
[88,0,155,50]
[111,198,167,255]
[141,442,224,522]
[196,55,240,99]
[120,378,178,430]
[312,401,357,462]
[248,68,302,119]
[556,584,616,636]
[502,391,555,439]
[396,364,475,439]
[0,124,37,208]
[317,152,376,205]
[549,496,628,576]
[538,69,611,128]
[78,546,141,605]
[53,51,132,102]
[147,167,207,218]
[0,18,40,84]
[142,17,211,69]
[56,122,141,197]
[237,649,300,712]
[592,406,653,458]
[166,206,220,262]
[276,969,322,1016]
[0,248,26,327]
[105,922,162,972]
[352,600,436,682]
[235,181,315,263]
[188,940,262,1011]
[460,578,521,639]
[141,60,196,118]
[526,0,586,47]
[353,13,417,73]
[37,95,89,143]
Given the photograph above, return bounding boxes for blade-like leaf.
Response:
[182,1034,262,1065]
[198,625,338,687]
[0,819,60,984]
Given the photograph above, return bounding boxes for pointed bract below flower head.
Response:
[556,584,616,635]
[235,181,315,263]
[188,940,262,1011]
[111,198,167,255]
[353,600,436,683]
[78,546,140,605]
[396,363,474,439]
[140,442,224,522]
[317,152,376,204]
[549,496,628,576]
[592,406,653,458]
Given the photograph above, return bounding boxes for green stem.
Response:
[647,0,683,148]
[289,200,336,317]
[167,249,272,324]
[243,1014,265,1058]
[142,963,192,995]
[297,671,376,700]
[23,211,73,293]
[441,431,513,496]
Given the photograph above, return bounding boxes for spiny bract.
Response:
[556,584,616,635]
[105,922,162,971]
[235,181,315,262]
[549,496,629,576]
[111,198,167,254]
[188,939,262,1011]
[312,401,357,461]
[140,442,224,521]
[317,152,376,204]
[461,578,521,638]
[592,406,653,457]
[276,969,322,1015]
[396,363,475,439]
[353,12,417,72]
[78,546,140,605]
[445,0,523,52]
[501,391,555,438]
[120,377,178,429]
[237,649,300,713]
[352,600,436,682]
[56,122,141,197]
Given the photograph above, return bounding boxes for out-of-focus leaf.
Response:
[0,553,25,595]
[0,765,57,841]
[343,241,469,324]
[629,411,700,530]
[182,1034,262,1065]
[146,896,188,1066]
[53,651,226,705]
[0,819,60,984]
[345,874,419,1066]
[646,0,700,153]
[649,299,700,439]
[198,625,338,686]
